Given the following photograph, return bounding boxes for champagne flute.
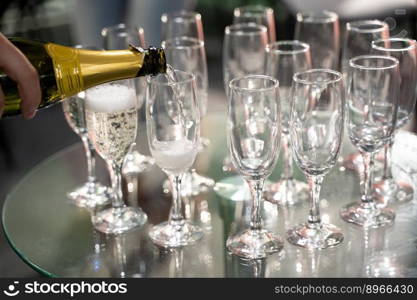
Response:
[101,23,155,171]
[233,5,276,42]
[340,20,390,171]
[161,10,204,41]
[226,75,283,259]
[371,38,417,204]
[294,11,340,69]
[287,69,345,249]
[146,70,203,247]
[340,55,399,228]
[264,40,311,206]
[161,10,209,148]
[223,23,268,93]
[62,91,111,209]
[85,80,148,234]
[161,37,214,196]
[218,23,269,200]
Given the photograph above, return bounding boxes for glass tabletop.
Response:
[3,108,417,278]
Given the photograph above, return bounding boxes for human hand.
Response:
[0,33,41,119]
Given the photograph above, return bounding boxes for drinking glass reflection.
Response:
[226,75,283,259]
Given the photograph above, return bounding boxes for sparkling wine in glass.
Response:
[287,69,345,249]
[146,69,203,247]
[264,40,312,206]
[371,38,417,205]
[340,55,399,228]
[85,80,148,234]
[226,75,283,259]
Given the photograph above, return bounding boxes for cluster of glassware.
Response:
[61,6,417,260]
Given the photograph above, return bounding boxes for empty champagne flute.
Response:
[371,38,417,204]
[162,37,214,196]
[85,79,148,234]
[223,23,268,93]
[62,91,111,209]
[287,69,344,249]
[101,23,154,171]
[146,70,203,247]
[264,40,312,206]
[340,55,399,228]
[161,10,204,41]
[233,5,276,42]
[218,23,269,200]
[294,11,340,69]
[340,20,390,171]
[226,75,283,259]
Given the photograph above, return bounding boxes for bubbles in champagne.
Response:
[85,83,138,164]
[85,83,138,113]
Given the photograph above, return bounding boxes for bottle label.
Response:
[45,43,84,98]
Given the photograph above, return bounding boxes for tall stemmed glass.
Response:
[371,38,417,204]
[146,70,203,247]
[101,23,154,171]
[85,80,148,234]
[287,69,345,249]
[161,37,214,195]
[220,23,268,196]
[264,41,312,206]
[340,55,399,228]
[341,20,390,170]
[294,11,340,69]
[62,91,111,209]
[226,75,283,259]
[233,5,276,42]
[161,10,204,41]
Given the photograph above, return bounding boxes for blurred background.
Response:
[0,0,416,277]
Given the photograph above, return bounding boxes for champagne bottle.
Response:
[0,37,166,117]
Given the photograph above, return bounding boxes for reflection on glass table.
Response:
[2,113,417,277]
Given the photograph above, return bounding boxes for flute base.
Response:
[264,178,309,206]
[373,178,413,206]
[226,228,284,259]
[287,223,344,249]
[67,181,111,209]
[340,202,395,228]
[92,206,148,234]
[149,220,204,248]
